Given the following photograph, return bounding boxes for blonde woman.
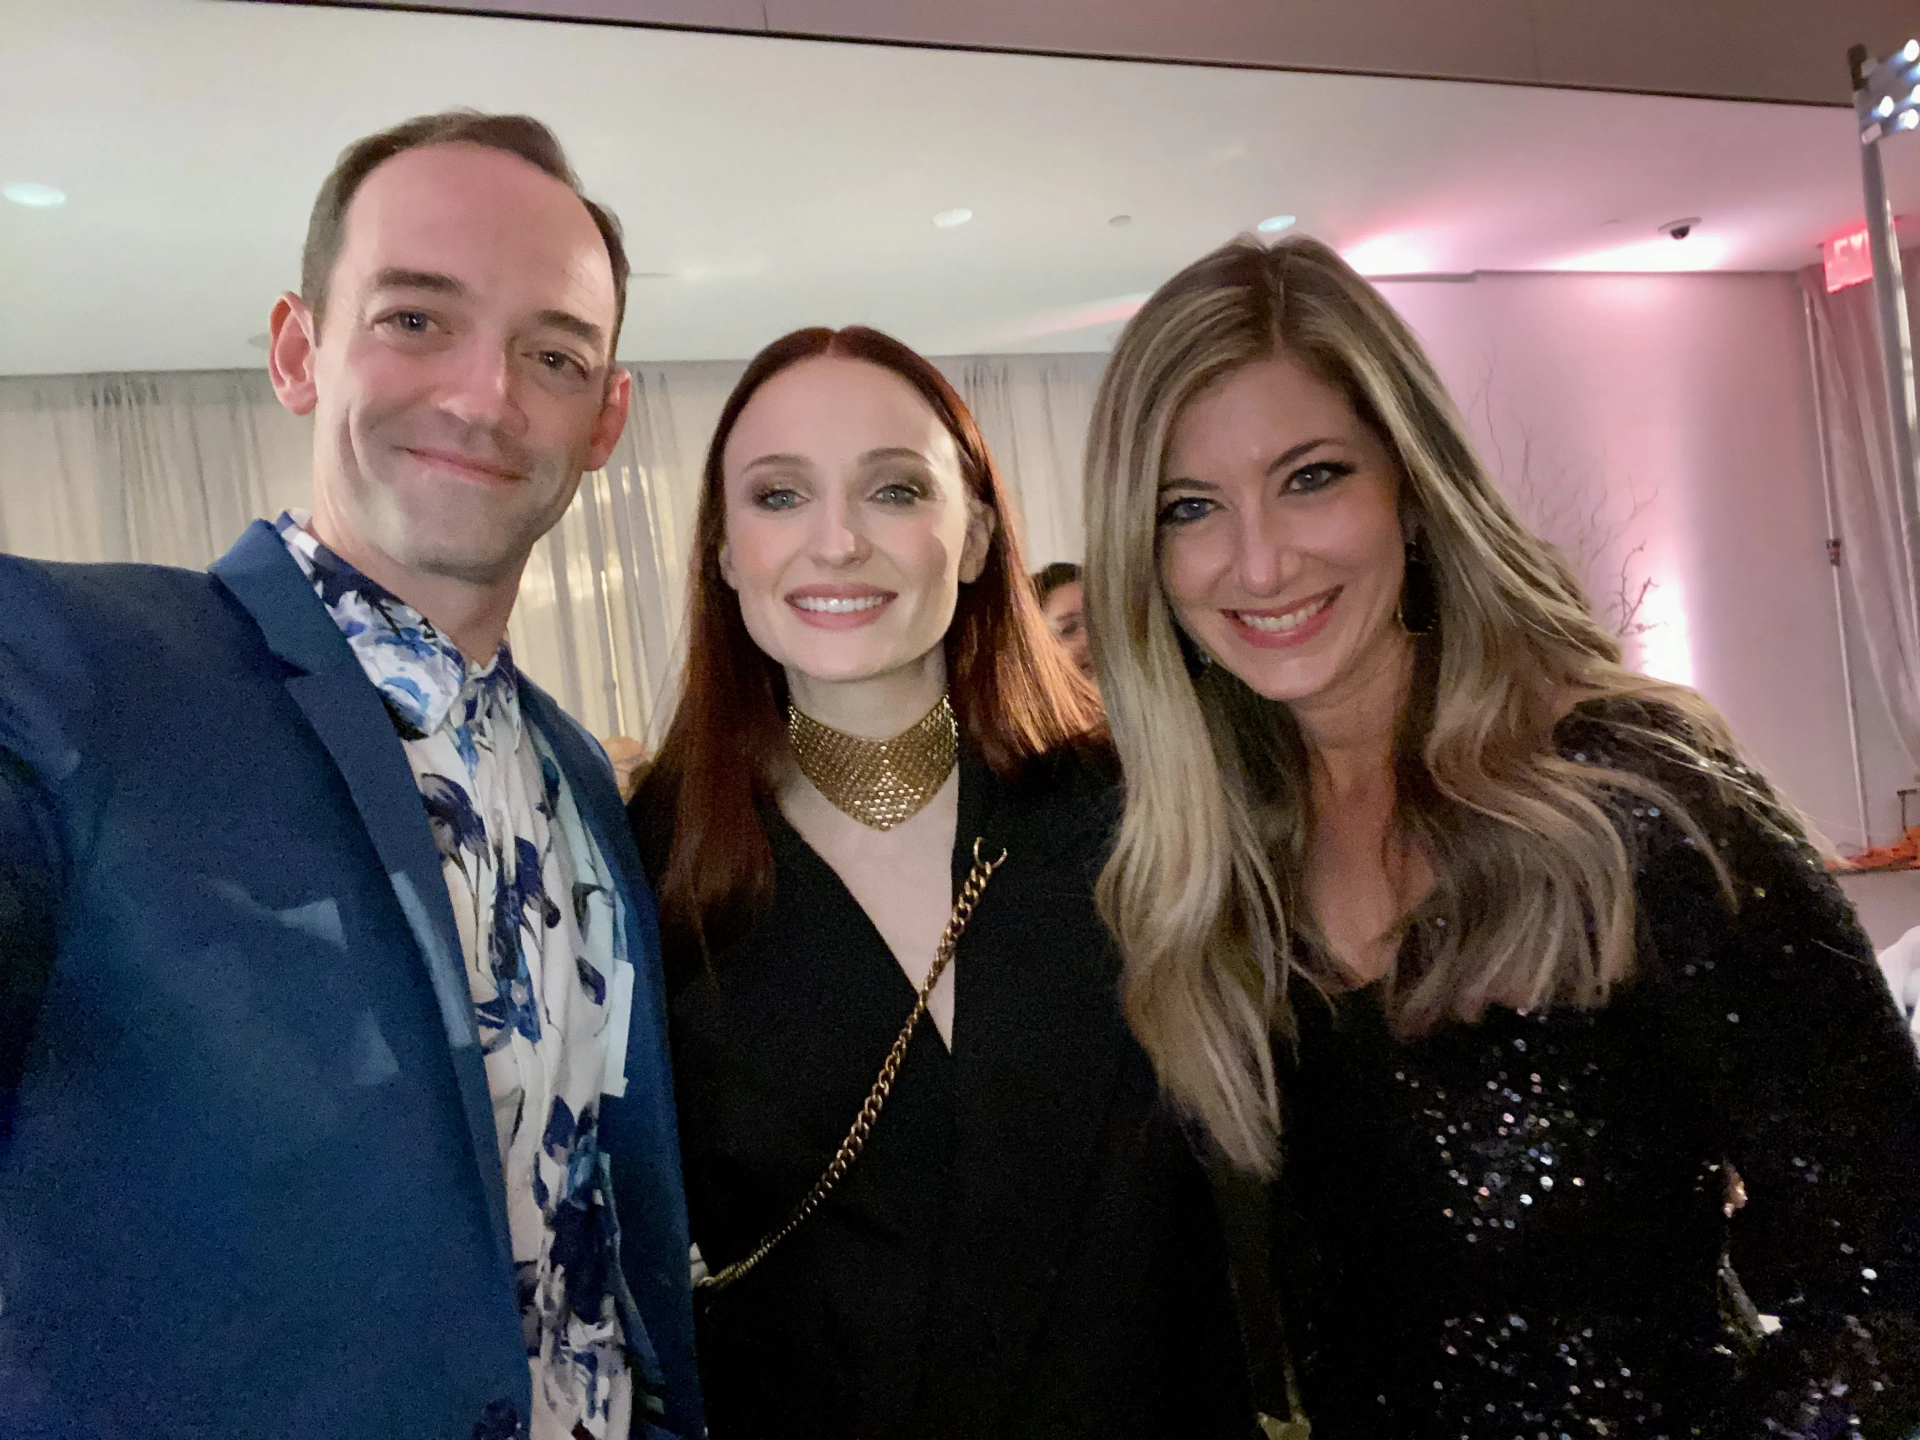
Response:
[1084,235,1920,1438]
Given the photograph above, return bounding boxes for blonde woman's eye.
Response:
[1157,495,1214,526]
[1287,461,1356,493]
[872,480,926,505]
[752,486,804,511]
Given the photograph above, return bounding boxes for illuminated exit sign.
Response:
[1823,228,1873,292]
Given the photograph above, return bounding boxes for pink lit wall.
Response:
[1375,271,1911,856]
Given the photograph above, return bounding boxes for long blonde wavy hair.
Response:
[1086,235,1745,1174]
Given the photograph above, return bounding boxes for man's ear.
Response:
[959,497,996,584]
[268,293,319,417]
[586,364,633,472]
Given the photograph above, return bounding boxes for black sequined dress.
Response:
[1275,701,1920,1439]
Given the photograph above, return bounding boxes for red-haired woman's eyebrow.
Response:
[740,452,810,473]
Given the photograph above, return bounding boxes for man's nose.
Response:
[439,339,527,438]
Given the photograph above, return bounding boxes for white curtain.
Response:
[936,353,1106,570]
[0,353,1100,743]
[1802,253,1920,772]
[510,360,744,742]
[0,370,311,568]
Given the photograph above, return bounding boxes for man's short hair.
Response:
[1033,561,1083,603]
[300,110,630,360]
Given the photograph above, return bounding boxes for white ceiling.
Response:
[402,0,1920,107]
[3,0,1918,374]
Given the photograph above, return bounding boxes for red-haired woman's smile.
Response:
[785,583,896,629]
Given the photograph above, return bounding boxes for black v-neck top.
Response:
[634,748,1252,1440]
[1271,700,1920,1438]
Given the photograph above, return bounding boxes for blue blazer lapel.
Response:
[209,521,514,1272]
[521,682,701,1436]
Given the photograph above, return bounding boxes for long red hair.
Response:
[636,326,1101,968]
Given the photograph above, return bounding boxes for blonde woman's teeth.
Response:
[1233,595,1333,632]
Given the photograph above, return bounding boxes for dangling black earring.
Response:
[1397,536,1438,636]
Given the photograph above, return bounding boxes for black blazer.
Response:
[634,747,1252,1439]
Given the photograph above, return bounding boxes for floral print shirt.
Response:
[277,513,638,1440]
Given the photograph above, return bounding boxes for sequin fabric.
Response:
[1274,700,1920,1439]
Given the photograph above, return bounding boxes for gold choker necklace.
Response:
[788,695,958,831]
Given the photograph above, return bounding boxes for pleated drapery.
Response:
[1801,252,1920,774]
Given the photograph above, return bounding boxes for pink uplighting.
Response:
[1631,581,1695,687]
[1545,234,1733,273]
[1340,231,1441,277]
[1822,228,1873,292]
[991,292,1149,344]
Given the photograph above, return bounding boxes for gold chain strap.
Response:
[696,837,1008,1293]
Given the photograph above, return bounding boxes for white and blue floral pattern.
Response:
[277,513,635,1440]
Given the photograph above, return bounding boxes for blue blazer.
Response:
[0,522,702,1440]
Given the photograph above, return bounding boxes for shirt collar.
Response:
[275,510,518,738]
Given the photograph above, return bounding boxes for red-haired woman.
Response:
[628,328,1252,1440]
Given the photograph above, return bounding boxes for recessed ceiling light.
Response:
[4,182,66,208]
[1257,214,1296,233]
[1109,214,1132,227]
[933,208,974,229]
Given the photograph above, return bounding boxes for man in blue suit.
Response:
[0,112,701,1439]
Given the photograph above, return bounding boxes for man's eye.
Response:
[1157,495,1213,526]
[381,310,434,336]
[537,351,589,380]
